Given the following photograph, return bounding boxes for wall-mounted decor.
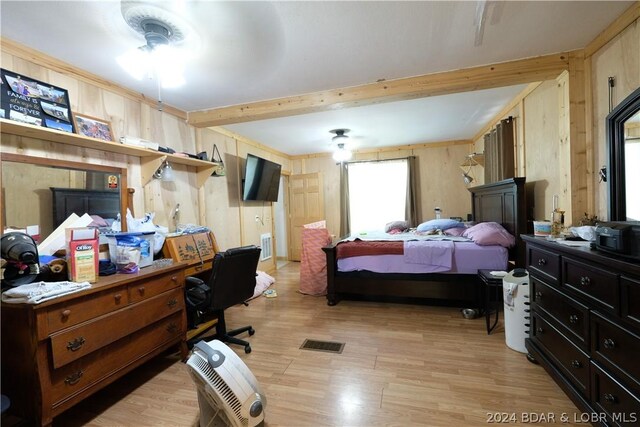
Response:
[0,68,74,133]
[73,113,114,141]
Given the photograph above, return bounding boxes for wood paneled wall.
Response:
[291,143,474,237]
[1,8,638,261]
[0,42,290,273]
[590,18,640,220]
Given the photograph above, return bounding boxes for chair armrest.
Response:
[186,276,205,288]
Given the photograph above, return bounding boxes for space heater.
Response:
[186,340,266,427]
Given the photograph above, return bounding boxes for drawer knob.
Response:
[537,258,547,266]
[166,322,178,333]
[61,309,71,319]
[535,291,543,298]
[571,360,582,368]
[65,370,84,386]
[579,276,591,286]
[114,293,122,302]
[569,315,578,324]
[603,338,616,349]
[167,298,178,308]
[138,286,146,295]
[67,337,86,352]
[604,393,617,404]
[171,275,178,282]
[537,327,544,334]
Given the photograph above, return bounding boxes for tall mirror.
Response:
[1,154,127,243]
[608,86,640,222]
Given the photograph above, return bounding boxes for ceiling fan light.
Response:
[116,47,149,81]
[333,143,352,162]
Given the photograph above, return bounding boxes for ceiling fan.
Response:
[329,129,352,161]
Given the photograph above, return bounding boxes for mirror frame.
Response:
[0,153,128,232]
[607,86,640,221]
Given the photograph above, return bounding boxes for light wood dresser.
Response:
[1,262,188,426]
[523,235,640,426]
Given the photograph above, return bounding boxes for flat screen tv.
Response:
[242,154,282,202]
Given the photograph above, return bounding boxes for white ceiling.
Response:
[0,1,634,155]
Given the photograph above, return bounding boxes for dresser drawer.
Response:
[531,312,589,397]
[527,245,560,285]
[128,270,183,303]
[591,361,640,426]
[531,277,589,349]
[45,286,129,335]
[50,312,184,406]
[563,256,619,315]
[50,288,184,368]
[621,276,640,331]
[591,312,640,388]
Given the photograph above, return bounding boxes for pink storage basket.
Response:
[299,223,331,296]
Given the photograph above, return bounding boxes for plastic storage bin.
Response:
[106,232,155,268]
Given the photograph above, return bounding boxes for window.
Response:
[348,159,408,233]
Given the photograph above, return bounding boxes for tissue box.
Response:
[66,227,99,283]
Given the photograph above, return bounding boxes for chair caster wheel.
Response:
[248,328,255,336]
[245,345,252,354]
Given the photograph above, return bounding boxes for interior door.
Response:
[289,172,324,261]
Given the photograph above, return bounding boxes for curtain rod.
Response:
[341,156,415,165]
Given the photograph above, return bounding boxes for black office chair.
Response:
[185,245,261,353]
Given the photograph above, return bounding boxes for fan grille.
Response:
[191,354,248,426]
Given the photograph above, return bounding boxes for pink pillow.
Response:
[88,215,109,228]
[443,227,466,237]
[462,222,515,247]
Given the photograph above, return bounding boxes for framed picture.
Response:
[73,113,114,142]
[1,68,74,132]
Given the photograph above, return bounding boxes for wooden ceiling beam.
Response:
[188,52,571,128]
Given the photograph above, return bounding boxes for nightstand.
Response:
[478,269,505,334]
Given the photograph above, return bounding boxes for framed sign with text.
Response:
[0,68,75,133]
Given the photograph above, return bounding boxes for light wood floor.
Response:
[53,262,582,427]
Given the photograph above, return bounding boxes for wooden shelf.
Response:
[1,118,217,187]
[460,152,485,168]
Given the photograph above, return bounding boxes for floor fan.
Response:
[186,340,266,427]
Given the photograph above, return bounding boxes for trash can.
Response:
[503,268,530,353]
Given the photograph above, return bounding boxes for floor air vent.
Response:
[300,339,345,354]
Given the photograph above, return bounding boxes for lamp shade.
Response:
[161,161,175,182]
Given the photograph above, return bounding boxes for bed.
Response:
[322,177,532,306]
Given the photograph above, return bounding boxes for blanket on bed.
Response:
[404,240,453,268]
[336,240,403,259]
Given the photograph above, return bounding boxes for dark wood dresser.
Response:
[1,262,188,426]
[523,235,640,426]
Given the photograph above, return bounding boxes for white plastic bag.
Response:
[112,209,168,255]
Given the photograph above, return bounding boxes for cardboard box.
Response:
[66,227,99,283]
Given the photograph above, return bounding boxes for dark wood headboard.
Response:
[50,187,120,228]
[468,177,533,267]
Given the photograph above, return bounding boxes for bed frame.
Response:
[50,187,121,228]
[322,177,532,306]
